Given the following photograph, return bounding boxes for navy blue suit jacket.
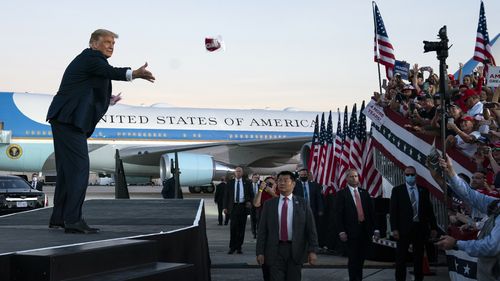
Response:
[47,48,129,137]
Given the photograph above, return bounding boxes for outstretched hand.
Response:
[132,62,155,82]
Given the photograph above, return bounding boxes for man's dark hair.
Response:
[277,171,296,181]
[298,168,308,172]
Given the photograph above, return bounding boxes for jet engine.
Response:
[299,143,312,169]
[159,152,233,186]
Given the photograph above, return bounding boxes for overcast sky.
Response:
[1,0,498,111]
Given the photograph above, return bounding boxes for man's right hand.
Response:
[257,255,265,265]
[339,232,347,242]
[223,208,228,215]
[392,230,400,240]
[132,62,155,82]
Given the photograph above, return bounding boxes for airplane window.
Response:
[25,131,29,135]
[250,135,254,138]
[229,134,233,139]
[148,133,152,137]
[198,134,201,138]
[182,133,187,138]
[42,131,46,135]
[163,133,167,137]
[36,131,41,135]
[31,130,35,135]
[245,134,248,138]
[153,133,157,137]
[117,132,121,136]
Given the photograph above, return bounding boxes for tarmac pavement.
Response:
[42,186,452,280]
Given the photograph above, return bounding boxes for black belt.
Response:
[279,240,292,244]
[233,202,245,205]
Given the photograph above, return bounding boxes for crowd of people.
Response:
[374,63,500,210]
[210,62,500,281]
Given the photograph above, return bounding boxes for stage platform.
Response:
[0,199,210,281]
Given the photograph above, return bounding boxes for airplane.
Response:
[0,92,329,189]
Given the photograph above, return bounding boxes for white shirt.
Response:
[252,181,259,196]
[455,131,480,157]
[466,101,483,117]
[234,179,245,203]
[405,182,419,220]
[347,185,361,207]
[301,181,310,203]
[278,194,294,241]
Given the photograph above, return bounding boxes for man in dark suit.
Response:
[223,167,253,254]
[30,173,43,191]
[214,176,229,225]
[46,29,155,234]
[256,170,318,281]
[335,169,377,281]
[294,168,324,245]
[250,173,261,238]
[390,166,437,281]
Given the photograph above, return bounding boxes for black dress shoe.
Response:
[227,249,235,254]
[48,222,65,229]
[64,220,99,234]
[236,249,243,254]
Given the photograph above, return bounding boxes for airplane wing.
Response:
[119,136,311,167]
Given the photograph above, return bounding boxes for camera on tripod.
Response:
[423,26,449,60]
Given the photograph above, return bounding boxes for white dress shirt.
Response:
[278,194,294,241]
[234,179,245,203]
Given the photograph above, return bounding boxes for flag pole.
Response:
[373,1,384,96]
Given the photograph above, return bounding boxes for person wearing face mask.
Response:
[293,169,324,246]
[390,166,438,281]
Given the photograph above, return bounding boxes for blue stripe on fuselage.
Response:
[0,92,311,141]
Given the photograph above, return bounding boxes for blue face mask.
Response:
[405,175,416,186]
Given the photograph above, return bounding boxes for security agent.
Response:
[436,156,500,281]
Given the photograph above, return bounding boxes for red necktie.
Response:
[354,189,365,222]
[280,197,288,241]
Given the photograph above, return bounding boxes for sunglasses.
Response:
[405,173,416,176]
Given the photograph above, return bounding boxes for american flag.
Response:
[473,1,496,65]
[351,102,365,176]
[320,111,335,187]
[360,110,382,197]
[315,113,327,183]
[348,104,358,170]
[373,2,396,78]
[307,115,320,177]
[338,106,352,189]
[330,110,343,193]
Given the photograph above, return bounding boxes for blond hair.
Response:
[89,29,119,46]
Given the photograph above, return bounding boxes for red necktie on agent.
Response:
[280,197,288,241]
[354,189,365,222]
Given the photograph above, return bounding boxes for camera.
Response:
[423,26,449,60]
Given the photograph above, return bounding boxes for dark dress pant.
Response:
[269,243,301,281]
[50,120,89,224]
[395,222,425,281]
[346,223,370,281]
[229,203,247,250]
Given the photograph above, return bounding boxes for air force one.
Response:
[0,92,327,186]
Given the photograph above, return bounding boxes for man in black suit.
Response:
[250,173,261,238]
[335,169,377,281]
[256,170,318,281]
[223,166,253,254]
[46,29,155,234]
[30,173,43,191]
[390,166,437,281]
[294,168,324,245]
[214,176,229,225]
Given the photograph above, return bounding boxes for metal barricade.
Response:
[373,148,447,232]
